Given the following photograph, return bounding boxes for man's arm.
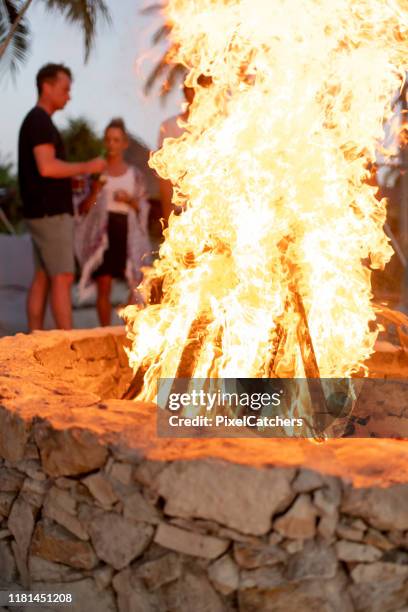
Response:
[34,144,106,179]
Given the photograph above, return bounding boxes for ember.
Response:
[123,1,408,416]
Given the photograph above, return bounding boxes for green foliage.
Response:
[61,116,103,162]
[0,154,22,232]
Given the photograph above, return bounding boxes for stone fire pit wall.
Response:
[1,329,408,612]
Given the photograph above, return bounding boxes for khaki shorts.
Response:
[25,213,75,276]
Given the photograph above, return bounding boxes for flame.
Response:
[123,0,408,403]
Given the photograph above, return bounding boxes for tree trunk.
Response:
[0,0,33,61]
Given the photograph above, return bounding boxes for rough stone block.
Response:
[274,494,317,539]
[30,520,98,570]
[156,459,295,535]
[208,554,239,595]
[34,425,108,478]
[135,553,182,590]
[233,541,288,569]
[336,540,383,562]
[154,522,229,559]
[341,484,408,531]
[82,473,118,509]
[86,511,153,570]
[0,406,30,463]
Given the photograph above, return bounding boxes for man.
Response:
[157,84,195,223]
[18,63,106,331]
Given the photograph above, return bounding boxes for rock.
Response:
[208,554,239,595]
[286,540,338,581]
[0,467,25,492]
[20,478,49,508]
[0,406,29,462]
[233,541,288,569]
[123,490,160,525]
[30,520,98,570]
[135,553,182,590]
[0,541,17,585]
[93,565,114,591]
[28,555,83,582]
[268,533,283,545]
[72,334,117,361]
[43,487,88,541]
[14,459,46,481]
[314,486,340,516]
[156,460,295,535]
[34,424,108,478]
[55,477,75,490]
[336,517,366,542]
[363,527,394,551]
[46,486,77,515]
[82,473,118,509]
[281,539,305,554]
[239,569,354,612]
[317,511,338,540]
[292,469,324,493]
[0,492,16,518]
[351,561,408,583]
[162,569,225,612]
[8,496,38,571]
[217,526,259,543]
[154,523,229,560]
[341,483,408,531]
[387,530,408,548]
[27,578,116,612]
[274,494,317,539]
[113,569,162,612]
[87,511,153,570]
[240,565,285,590]
[336,540,383,562]
[107,462,133,486]
[23,442,40,461]
[134,460,167,486]
[349,562,408,612]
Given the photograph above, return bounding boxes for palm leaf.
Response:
[140,3,165,16]
[160,62,186,100]
[44,0,111,61]
[0,0,30,77]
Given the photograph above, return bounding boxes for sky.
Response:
[0,0,183,165]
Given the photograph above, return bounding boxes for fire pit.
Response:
[1,327,408,612]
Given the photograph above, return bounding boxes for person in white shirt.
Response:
[77,118,151,325]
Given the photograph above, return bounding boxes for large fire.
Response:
[123,0,408,405]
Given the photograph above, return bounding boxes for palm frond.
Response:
[160,62,186,100]
[152,23,170,45]
[44,0,111,61]
[140,3,165,17]
[0,0,30,77]
[144,47,173,95]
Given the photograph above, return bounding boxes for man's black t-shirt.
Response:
[18,106,73,219]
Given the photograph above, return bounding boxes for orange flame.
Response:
[123,0,408,402]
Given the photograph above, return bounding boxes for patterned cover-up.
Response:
[74,167,152,303]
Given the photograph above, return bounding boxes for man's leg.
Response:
[27,269,49,331]
[96,275,112,326]
[50,273,74,329]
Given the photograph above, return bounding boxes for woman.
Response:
[76,118,151,325]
